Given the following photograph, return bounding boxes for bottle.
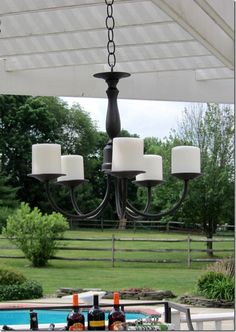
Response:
[67,294,85,331]
[30,310,38,331]
[87,294,105,330]
[108,292,125,330]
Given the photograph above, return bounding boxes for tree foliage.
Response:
[0,172,19,230]
[0,96,99,213]
[173,104,234,240]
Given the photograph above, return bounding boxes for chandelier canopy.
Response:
[29,0,201,221]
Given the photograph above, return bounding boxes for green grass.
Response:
[0,229,233,298]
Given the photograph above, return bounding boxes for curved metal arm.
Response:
[115,178,128,220]
[69,175,112,218]
[45,175,112,220]
[143,186,152,213]
[127,180,189,220]
[124,186,152,221]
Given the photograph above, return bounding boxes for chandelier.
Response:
[29,0,201,221]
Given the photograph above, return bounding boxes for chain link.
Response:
[105,0,116,71]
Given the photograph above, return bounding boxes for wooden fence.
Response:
[0,235,233,267]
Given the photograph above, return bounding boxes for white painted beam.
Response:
[0,60,233,103]
[151,0,234,69]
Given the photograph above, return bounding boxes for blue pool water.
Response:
[0,310,147,326]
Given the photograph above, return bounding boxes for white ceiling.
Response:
[0,0,234,103]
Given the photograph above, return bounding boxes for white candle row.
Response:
[32,144,85,181]
[31,140,201,182]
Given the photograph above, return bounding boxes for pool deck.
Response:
[0,297,234,330]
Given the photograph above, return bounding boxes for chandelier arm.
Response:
[127,180,189,219]
[45,182,83,219]
[120,178,128,219]
[143,186,152,213]
[125,208,142,221]
[69,187,83,215]
[115,178,123,220]
[68,175,112,218]
[45,176,112,220]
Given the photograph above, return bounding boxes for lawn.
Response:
[0,229,233,297]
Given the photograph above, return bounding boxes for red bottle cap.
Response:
[113,292,119,305]
[72,293,78,306]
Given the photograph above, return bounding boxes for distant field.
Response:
[0,229,233,297]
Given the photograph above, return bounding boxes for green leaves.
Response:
[3,202,69,267]
[197,271,234,302]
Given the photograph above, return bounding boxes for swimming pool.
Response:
[0,309,147,326]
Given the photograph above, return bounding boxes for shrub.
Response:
[197,271,234,302]
[0,268,27,285]
[3,202,69,267]
[207,257,234,278]
[0,281,43,301]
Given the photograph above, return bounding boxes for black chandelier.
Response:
[29,0,201,221]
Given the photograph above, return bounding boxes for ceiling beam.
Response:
[5,54,222,72]
[151,0,233,70]
[194,0,233,39]
[0,60,233,103]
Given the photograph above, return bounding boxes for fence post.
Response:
[187,235,191,268]
[112,234,115,267]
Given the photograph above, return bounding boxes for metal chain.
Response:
[105,0,116,71]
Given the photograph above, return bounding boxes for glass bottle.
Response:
[30,310,38,330]
[88,294,105,330]
[67,294,85,331]
[108,292,125,330]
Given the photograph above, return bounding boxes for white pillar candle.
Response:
[136,155,163,181]
[58,155,84,182]
[32,144,61,174]
[112,137,144,172]
[171,146,201,174]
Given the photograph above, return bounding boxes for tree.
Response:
[0,96,99,213]
[174,104,234,255]
[0,173,19,230]
[135,137,184,220]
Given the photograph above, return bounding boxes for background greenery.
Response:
[0,96,234,242]
[0,96,234,300]
[0,230,233,296]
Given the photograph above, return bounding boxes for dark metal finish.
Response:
[168,301,194,330]
[94,71,130,81]
[172,172,201,180]
[94,71,130,172]
[126,179,189,219]
[28,173,65,182]
[105,0,116,71]
[45,175,112,220]
[94,72,130,140]
[109,170,145,179]
[57,179,88,188]
[133,180,163,188]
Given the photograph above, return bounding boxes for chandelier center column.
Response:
[94,72,130,172]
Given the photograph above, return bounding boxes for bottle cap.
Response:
[113,292,119,305]
[72,293,79,306]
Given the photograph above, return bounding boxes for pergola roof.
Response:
[0,0,234,103]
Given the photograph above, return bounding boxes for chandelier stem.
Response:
[94,72,130,172]
[127,179,189,219]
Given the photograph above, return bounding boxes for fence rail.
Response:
[0,235,233,267]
